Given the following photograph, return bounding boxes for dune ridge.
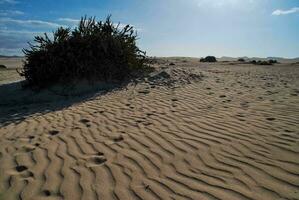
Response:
[0,63,299,200]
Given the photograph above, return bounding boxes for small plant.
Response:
[199,56,217,62]
[19,15,151,88]
[250,60,273,65]
[238,58,245,62]
[259,61,272,65]
[268,59,277,64]
[0,64,7,69]
[250,60,257,64]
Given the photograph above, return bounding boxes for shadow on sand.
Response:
[0,80,123,127]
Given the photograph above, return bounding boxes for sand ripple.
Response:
[0,64,299,200]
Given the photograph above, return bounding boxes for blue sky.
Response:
[0,0,298,58]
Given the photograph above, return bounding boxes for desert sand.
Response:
[0,59,299,200]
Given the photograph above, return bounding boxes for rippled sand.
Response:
[0,61,298,200]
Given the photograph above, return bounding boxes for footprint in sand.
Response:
[8,165,33,179]
[19,170,34,179]
[105,135,124,145]
[113,135,124,143]
[49,130,59,136]
[92,156,107,165]
[80,119,91,127]
[34,143,40,147]
[86,155,107,167]
[43,190,51,197]
[240,101,249,108]
[94,110,104,114]
[15,165,28,172]
[80,119,90,123]
[28,135,35,140]
[284,129,294,133]
[19,145,35,153]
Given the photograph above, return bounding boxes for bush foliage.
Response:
[200,56,217,62]
[250,60,275,65]
[0,64,7,69]
[19,15,150,88]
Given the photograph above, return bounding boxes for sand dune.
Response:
[0,61,299,200]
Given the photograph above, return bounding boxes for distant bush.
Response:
[19,15,151,88]
[200,56,217,62]
[238,58,245,62]
[268,59,277,64]
[0,64,7,69]
[250,60,273,65]
[258,61,272,65]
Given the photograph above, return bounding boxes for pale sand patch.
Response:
[0,60,298,200]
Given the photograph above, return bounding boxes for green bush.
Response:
[268,59,277,64]
[0,64,7,69]
[250,60,273,65]
[199,56,217,62]
[19,15,151,88]
[257,60,272,65]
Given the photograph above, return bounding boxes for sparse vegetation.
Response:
[249,59,277,65]
[238,58,245,62]
[0,64,7,69]
[19,15,152,89]
[257,60,272,65]
[268,59,278,64]
[200,56,217,62]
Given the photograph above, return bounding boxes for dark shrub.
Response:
[0,64,7,69]
[259,61,272,65]
[19,15,151,88]
[238,58,245,62]
[251,60,272,65]
[169,62,175,66]
[268,59,277,64]
[200,56,217,62]
[199,58,205,62]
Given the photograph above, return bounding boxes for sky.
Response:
[0,0,298,58]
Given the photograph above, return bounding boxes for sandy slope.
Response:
[0,61,299,200]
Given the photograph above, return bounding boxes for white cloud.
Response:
[0,0,18,4]
[196,0,253,8]
[0,29,47,35]
[0,10,24,16]
[272,7,299,16]
[116,23,143,32]
[58,18,80,24]
[0,18,64,28]
[0,29,52,56]
[58,18,142,32]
